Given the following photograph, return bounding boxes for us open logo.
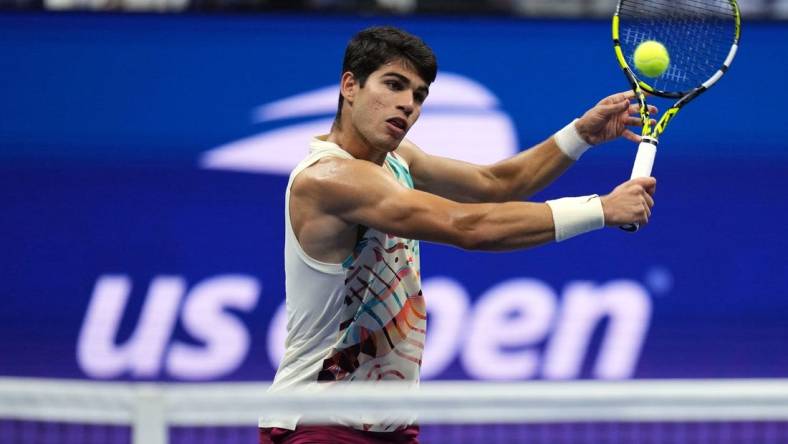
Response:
[200,73,518,174]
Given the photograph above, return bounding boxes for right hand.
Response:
[600,177,657,227]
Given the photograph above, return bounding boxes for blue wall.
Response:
[1,13,786,382]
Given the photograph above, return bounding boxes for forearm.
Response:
[382,193,597,251]
[448,201,556,251]
[486,138,574,201]
[449,194,604,251]
[486,120,594,201]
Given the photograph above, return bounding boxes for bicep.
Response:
[299,159,471,247]
[329,167,467,245]
[356,188,470,245]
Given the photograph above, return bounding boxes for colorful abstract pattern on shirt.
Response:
[318,152,425,383]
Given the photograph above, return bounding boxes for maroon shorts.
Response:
[259,425,419,444]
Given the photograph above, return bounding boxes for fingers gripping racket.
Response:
[613,0,741,231]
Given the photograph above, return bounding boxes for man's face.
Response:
[346,59,429,151]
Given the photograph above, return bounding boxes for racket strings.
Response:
[618,0,737,93]
[621,0,734,18]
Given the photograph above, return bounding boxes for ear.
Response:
[340,71,358,104]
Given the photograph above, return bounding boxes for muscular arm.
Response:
[399,90,656,204]
[399,137,573,203]
[296,157,557,252]
[293,156,654,256]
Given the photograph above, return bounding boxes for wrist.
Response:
[553,119,592,160]
[546,194,605,242]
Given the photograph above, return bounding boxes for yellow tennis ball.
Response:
[634,40,670,78]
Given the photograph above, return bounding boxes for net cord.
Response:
[3,378,788,436]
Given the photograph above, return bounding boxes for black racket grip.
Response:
[620,222,639,232]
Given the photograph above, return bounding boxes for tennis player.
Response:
[259,26,656,444]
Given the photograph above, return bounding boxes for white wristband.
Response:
[546,195,605,242]
[553,119,592,160]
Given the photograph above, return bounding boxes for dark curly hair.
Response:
[336,26,438,119]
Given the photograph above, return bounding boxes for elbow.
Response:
[456,234,487,251]
[454,232,479,251]
[449,214,493,251]
[483,167,525,203]
[482,172,510,203]
[456,230,506,251]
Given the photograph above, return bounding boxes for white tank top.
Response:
[260,137,425,431]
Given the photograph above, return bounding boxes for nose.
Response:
[397,96,414,118]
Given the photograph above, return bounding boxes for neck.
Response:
[327,115,388,166]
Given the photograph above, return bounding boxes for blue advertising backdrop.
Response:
[1,13,787,382]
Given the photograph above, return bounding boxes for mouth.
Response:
[385,117,407,135]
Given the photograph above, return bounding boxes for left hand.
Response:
[575,90,658,145]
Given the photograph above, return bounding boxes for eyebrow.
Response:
[382,72,430,96]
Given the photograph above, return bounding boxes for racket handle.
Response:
[629,139,657,180]
[621,139,657,233]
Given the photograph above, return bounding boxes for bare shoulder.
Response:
[290,157,346,210]
[292,157,357,192]
[288,158,370,262]
[290,157,400,213]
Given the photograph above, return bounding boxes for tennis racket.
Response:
[613,0,741,231]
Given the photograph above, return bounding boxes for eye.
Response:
[414,92,427,104]
[385,80,404,91]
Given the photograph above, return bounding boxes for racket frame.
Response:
[611,0,741,231]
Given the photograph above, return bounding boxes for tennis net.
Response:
[2,378,788,443]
